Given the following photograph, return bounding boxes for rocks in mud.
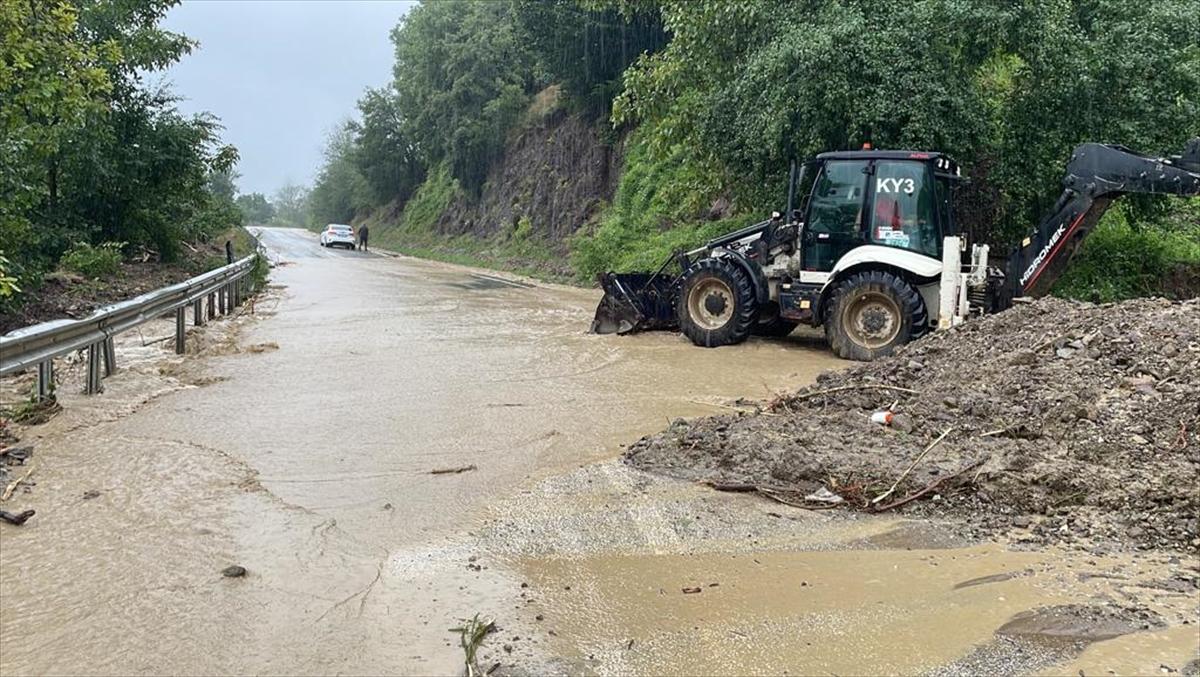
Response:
[0,446,32,464]
[626,297,1200,551]
[221,565,247,578]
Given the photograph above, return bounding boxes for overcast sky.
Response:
[159,0,417,196]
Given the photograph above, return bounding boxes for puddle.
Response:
[513,546,1056,675]
[513,546,1198,676]
[0,229,846,675]
[446,273,536,291]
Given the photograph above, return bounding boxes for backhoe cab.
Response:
[592,139,1200,361]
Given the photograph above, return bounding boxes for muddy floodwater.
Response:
[1,228,1196,676]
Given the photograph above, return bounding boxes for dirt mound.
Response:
[626,297,1200,551]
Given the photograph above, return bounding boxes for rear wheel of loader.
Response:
[677,258,758,348]
[824,271,927,361]
[752,301,799,337]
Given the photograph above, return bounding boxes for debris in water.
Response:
[0,509,35,526]
[870,410,895,426]
[681,586,702,594]
[627,297,1200,549]
[82,489,101,500]
[0,446,32,464]
[1,468,34,501]
[222,565,247,578]
[431,464,477,475]
[804,487,845,504]
[449,613,495,677]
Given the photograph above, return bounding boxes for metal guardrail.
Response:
[1,251,261,397]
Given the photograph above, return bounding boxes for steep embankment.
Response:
[369,103,622,281]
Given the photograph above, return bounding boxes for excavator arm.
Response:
[1009,138,1200,298]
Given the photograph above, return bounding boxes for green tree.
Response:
[0,0,110,266]
[513,0,665,117]
[614,0,1200,243]
[272,182,309,227]
[350,88,425,206]
[2,0,242,281]
[390,0,536,192]
[236,193,276,224]
[307,124,371,227]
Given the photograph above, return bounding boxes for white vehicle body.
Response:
[320,224,356,249]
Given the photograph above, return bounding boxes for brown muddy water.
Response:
[1,228,846,675]
[2,228,1195,675]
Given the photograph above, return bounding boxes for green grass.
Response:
[1053,205,1200,302]
[59,242,124,279]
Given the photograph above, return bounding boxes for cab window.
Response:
[870,160,938,257]
[808,160,868,235]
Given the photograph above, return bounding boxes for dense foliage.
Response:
[1,0,244,312]
[614,0,1199,244]
[305,0,1197,297]
[300,0,663,227]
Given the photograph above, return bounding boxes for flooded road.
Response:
[2,228,1195,676]
[1,228,846,674]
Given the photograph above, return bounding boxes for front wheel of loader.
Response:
[824,271,927,361]
[677,258,758,348]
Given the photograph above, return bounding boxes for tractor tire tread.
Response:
[677,257,758,348]
[824,270,928,361]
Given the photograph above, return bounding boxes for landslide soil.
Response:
[627,297,1200,551]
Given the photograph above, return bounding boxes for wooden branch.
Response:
[872,459,985,512]
[430,464,476,475]
[1,468,33,502]
[871,428,953,505]
[790,384,920,402]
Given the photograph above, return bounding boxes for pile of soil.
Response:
[626,297,1200,551]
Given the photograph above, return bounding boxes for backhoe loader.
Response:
[591,139,1200,360]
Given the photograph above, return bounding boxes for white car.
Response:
[320,224,357,249]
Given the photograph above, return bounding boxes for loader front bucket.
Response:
[590,272,679,335]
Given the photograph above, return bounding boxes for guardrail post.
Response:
[175,308,186,354]
[218,286,226,315]
[207,292,216,320]
[85,343,103,394]
[194,299,204,326]
[36,360,54,401]
[102,337,116,376]
[233,280,240,307]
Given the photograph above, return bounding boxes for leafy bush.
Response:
[59,242,124,279]
[511,215,534,241]
[400,164,460,235]
[1053,207,1200,302]
[0,252,20,299]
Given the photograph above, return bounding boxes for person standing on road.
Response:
[358,224,369,252]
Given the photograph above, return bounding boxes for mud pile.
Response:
[626,297,1200,550]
